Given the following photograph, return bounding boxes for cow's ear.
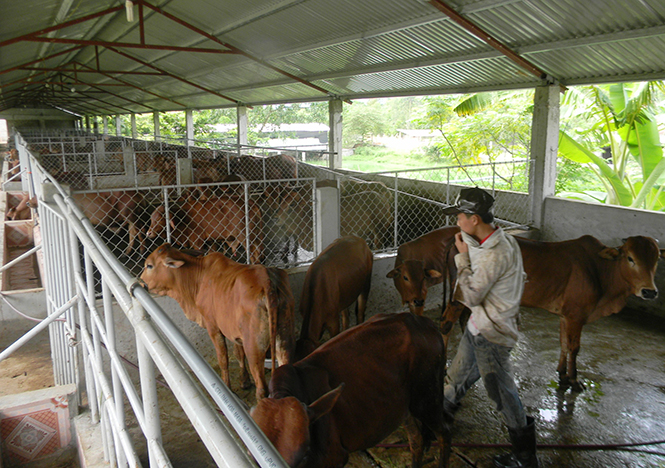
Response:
[426,269,442,279]
[386,268,398,279]
[598,247,620,260]
[163,257,185,269]
[307,384,344,424]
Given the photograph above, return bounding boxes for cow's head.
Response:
[250,385,343,467]
[598,236,663,300]
[140,243,185,296]
[146,205,173,238]
[386,260,441,315]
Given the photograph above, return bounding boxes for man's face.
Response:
[456,212,477,235]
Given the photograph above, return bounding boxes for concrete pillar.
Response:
[529,85,560,229]
[85,115,90,132]
[115,115,122,136]
[177,158,193,185]
[153,111,161,141]
[328,99,343,169]
[92,117,99,135]
[102,116,109,135]
[316,185,340,255]
[123,147,135,181]
[186,110,194,147]
[237,106,248,153]
[131,113,137,139]
[186,109,194,158]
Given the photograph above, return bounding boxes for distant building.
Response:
[214,123,329,143]
[396,129,438,141]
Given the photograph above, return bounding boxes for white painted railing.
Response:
[11,132,288,468]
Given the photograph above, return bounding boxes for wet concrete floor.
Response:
[432,306,665,468]
[2,305,665,467]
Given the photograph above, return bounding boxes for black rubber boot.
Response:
[493,416,538,468]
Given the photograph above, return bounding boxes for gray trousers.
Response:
[444,327,527,429]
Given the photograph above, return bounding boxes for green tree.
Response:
[418,91,533,166]
[558,81,665,210]
[343,100,390,146]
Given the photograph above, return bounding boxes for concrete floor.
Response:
[429,306,665,468]
[3,305,665,468]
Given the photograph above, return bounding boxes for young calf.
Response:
[251,312,452,468]
[140,243,295,401]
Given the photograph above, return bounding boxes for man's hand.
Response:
[455,232,468,254]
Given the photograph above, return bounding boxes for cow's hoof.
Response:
[557,376,571,392]
[570,380,585,393]
[440,320,454,335]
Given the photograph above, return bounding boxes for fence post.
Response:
[393,172,398,248]
[316,181,339,254]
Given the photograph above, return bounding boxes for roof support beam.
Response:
[73,61,185,108]
[24,37,233,55]
[0,5,123,48]
[107,47,240,105]
[20,67,166,76]
[428,0,555,83]
[140,0,331,98]
[0,46,83,77]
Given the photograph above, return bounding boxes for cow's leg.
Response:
[244,342,268,401]
[326,311,341,339]
[404,414,425,468]
[340,307,350,331]
[356,289,368,325]
[208,329,230,387]
[440,301,467,349]
[233,344,252,390]
[125,222,138,256]
[557,318,569,389]
[565,318,585,392]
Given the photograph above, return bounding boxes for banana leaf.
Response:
[453,93,495,117]
[558,131,633,206]
[617,116,663,180]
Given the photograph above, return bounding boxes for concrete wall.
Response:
[541,196,665,317]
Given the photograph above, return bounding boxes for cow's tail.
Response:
[266,267,295,369]
[440,239,457,335]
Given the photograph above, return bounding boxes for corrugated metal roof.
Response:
[1,0,664,116]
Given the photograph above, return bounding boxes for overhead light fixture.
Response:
[71,87,76,93]
[125,0,134,22]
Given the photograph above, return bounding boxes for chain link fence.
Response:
[309,159,532,250]
[18,132,533,276]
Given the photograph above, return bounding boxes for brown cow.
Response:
[146,195,263,263]
[387,226,460,315]
[251,312,451,468]
[6,192,37,221]
[441,235,665,392]
[274,183,394,252]
[295,235,373,359]
[140,244,295,401]
[73,190,145,256]
[266,153,297,180]
[229,155,282,181]
[340,190,393,250]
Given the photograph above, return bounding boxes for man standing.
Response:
[442,187,538,468]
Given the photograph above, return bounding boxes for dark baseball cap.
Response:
[443,187,494,216]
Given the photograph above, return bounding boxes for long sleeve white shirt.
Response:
[454,227,526,347]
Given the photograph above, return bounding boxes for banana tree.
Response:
[558,81,665,210]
